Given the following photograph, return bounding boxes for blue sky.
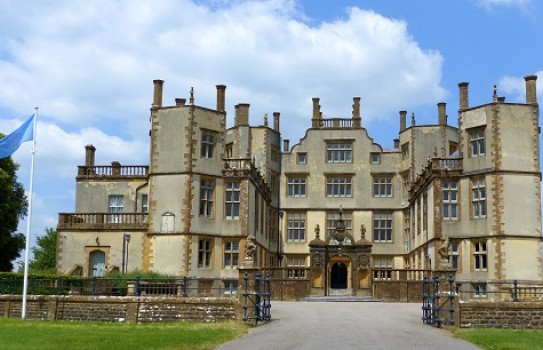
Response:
[0,0,541,267]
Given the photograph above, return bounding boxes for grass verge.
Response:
[454,328,543,350]
[0,318,249,350]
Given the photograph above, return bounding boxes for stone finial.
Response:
[411,113,416,126]
[360,224,366,239]
[315,224,320,239]
[190,87,195,105]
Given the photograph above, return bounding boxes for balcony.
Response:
[321,118,353,128]
[58,213,148,230]
[77,164,148,178]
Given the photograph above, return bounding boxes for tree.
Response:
[0,155,28,271]
[29,228,58,273]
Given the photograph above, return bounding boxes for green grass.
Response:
[0,318,248,350]
[454,328,543,350]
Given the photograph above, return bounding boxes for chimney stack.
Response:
[216,84,226,112]
[273,112,280,132]
[438,102,447,126]
[85,144,96,167]
[311,98,321,128]
[458,82,469,110]
[235,104,250,126]
[283,139,290,152]
[352,97,361,127]
[525,75,538,105]
[394,139,400,149]
[399,111,407,132]
[152,79,164,109]
[175,98,186,107]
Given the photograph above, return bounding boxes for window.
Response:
[108,195,124,223]
[472,283,487,298]
[224,143,233,158]
[326,211,352,240]
[401,143,409,160]
[287,176,306,197]
[108,195,124,213]
[443,181,458,220]
[449,142,459,156]
[373,212,393,243]
[449,242,459,269]
[198,239,212,268]
[469,129,485,157]
[373,176,393,197]
[224,241,239,269]
[370,153,381,164]
[287,256,306,278]
[472,178,486,218]
[271,146,280,162]
[199,179,214,217]
[201,132,216,159]
[326,176,352,197]
[287,212,305,242]
[297,153,307,164]
[141,194,148,214]
[225,182,240,219]
[373,257,393,280]
[326,142,352,163]
[474,241,487,271]
[223,280,238,295]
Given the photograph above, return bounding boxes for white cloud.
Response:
[477,0,532,10]
[499,71,543,103]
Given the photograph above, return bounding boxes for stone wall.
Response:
[373,281,423,302]
[0,295,240,323]
[459,302,543,329]
[271,279,311,301]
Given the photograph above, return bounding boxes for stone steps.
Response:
[302,295,381,302]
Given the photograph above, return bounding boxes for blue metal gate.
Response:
[422,274,455,327]
[242,272,272,325]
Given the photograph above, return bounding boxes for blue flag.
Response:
[0,114,35,159]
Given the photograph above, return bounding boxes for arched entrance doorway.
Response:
[330,261,347,289]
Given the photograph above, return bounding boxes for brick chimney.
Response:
[273,112,280,132]
[399,111,407,132]
[438,102,447,126]
[235,104,250,126]
[152,79,164,109]
[283,139,290,152]
[352,97,361,127]
[311,98,321,128]
[216,85,226,112]
[458,82,469,110]
[85,144,96,167]
[525,75,538,105]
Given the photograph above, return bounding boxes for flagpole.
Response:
[21,107,38,320]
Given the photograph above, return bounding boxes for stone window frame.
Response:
[198,238,213,269]
[401,143,409,160]
[325,174,353,198]
[449,241,461,271]
[223,280,238,295]
[471,177,487,219]
[372,174,393,198]
[141,194,148,214]
[442,180,459,221]
[223,240,239,269]
[199,177,215,218]
[224,143,233,158]
[297,152,307,165]
[326,141,353,164]
[286,174,308,198]
[286,211,306,243]
[473,241,488,272]
[225,181,240,220]
[469,127,486,157]
[373,212,393,243]
[200,129,217,159]
[472,283,487,298]
[370,152,381,164]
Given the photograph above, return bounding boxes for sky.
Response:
[0,0,542,267]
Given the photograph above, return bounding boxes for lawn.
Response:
[454,328,543,350]
[0,318,248,350]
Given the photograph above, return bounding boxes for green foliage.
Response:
[29,228,58,273]
[0,319,248,350]
[454,328,543,350]
[0,156,28,271]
